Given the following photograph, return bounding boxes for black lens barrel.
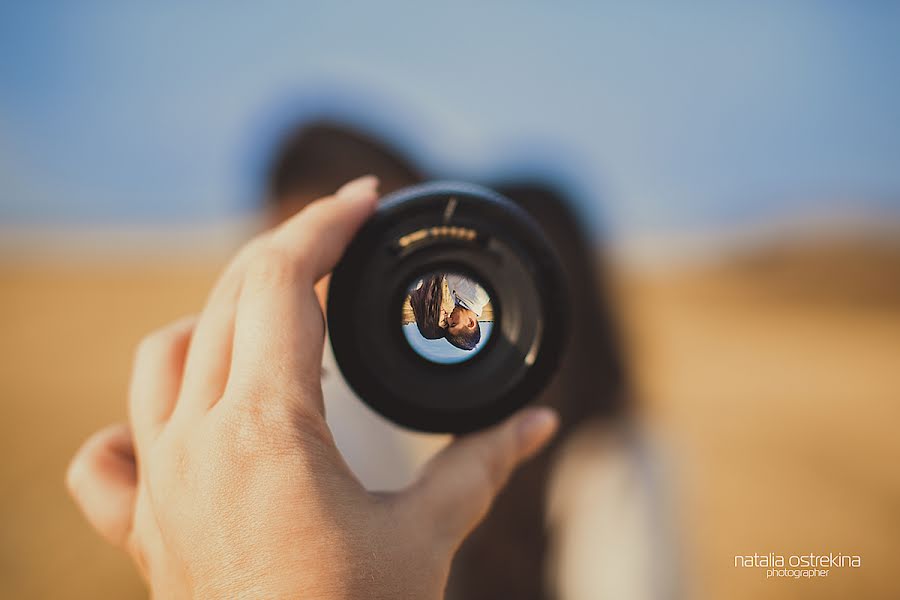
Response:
[327,182,567,433]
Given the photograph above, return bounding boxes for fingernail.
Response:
[336,175,379,202]
[516,407,559,455]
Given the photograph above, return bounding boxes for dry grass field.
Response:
[1,232,898,599]
[0,262,217,599]
[612,236,900,599]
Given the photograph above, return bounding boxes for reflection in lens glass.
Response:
[402,271,494,364]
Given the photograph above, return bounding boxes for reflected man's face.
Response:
[447,306,476,336]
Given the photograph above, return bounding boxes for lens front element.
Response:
[402,270,494,364]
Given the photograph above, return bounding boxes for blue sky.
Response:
[1,2,899,238]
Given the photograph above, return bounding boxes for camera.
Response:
[327,182,567,434]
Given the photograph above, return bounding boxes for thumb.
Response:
[404,407,559,547]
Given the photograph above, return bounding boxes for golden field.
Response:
[613,236,900,600]
[1,232,898,599]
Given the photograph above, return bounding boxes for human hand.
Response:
[66,176,559,599]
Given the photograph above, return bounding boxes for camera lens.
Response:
[327,182,567,434]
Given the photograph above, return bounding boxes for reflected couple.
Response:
[403,272,494,363]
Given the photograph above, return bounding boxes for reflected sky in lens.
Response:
[403,322,493,364]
